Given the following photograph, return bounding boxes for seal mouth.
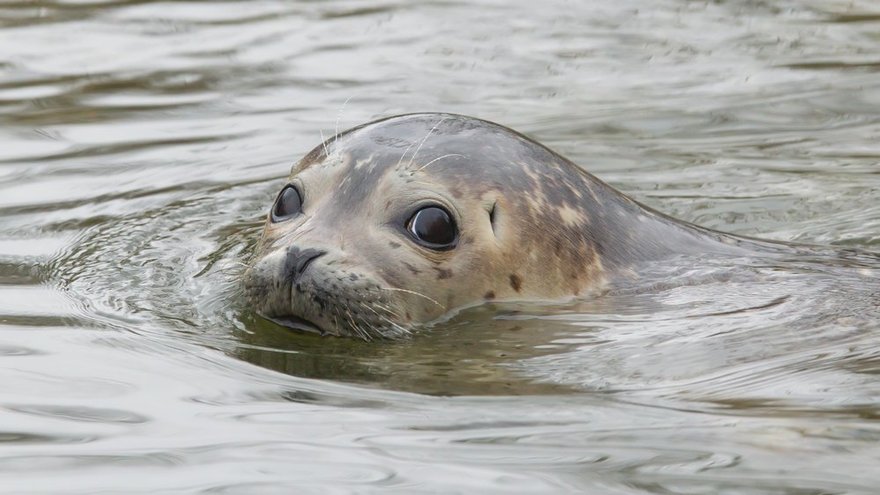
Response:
[265,314,324,335]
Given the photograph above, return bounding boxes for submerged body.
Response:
[244,113,872,340]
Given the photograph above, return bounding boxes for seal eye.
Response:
[271,185,303,222]
[407,206,457,249]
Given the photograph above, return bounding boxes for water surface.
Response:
[1,0,880,493]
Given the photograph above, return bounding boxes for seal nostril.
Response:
[285,246,326,283]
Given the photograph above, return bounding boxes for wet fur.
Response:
[244,113,752,340]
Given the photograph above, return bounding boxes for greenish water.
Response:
[1,0,879,493]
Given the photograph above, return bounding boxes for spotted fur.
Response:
[244,113,742,340]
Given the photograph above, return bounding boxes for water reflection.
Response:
[236,305,578,396]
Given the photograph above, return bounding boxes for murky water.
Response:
[2,0,880,492]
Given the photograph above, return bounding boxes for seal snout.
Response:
[283,246,326,284]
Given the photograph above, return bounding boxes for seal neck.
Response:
[574,174,754,271]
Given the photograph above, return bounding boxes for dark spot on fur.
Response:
[509,273,522,292]
[389,241,401,249]
[348,273,358,281]
[484,291,495,300]
[403,262,421,275]
[434,267,453,279]
[405,311,411,321]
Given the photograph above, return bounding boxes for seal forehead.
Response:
[302,115,544,175]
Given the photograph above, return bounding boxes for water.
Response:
[1,0,880,492]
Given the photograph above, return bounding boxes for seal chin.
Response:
[264,314,325,336]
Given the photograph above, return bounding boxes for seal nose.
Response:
[285,246,326,283]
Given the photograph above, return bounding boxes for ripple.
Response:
[0,431,95,445]
[0,452,183,472]
[1,0,880,493]
[0,236,70,258]
[0,286,77,317]
[0,344,42,356]
[6,404,149,424]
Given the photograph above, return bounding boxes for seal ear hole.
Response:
[489,203,498,232]
[488,202,498,236]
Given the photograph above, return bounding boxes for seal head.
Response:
[244,113,724,339]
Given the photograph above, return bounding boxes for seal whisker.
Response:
[379,315,411,337]
[407,117,449,169]
[372,302,402,319]
[343,309,368,341]
[396,140,418,170]
[366,302,404,325]
[334,95,353,148]
[319,129,330,158]
[353,309,376,341]
[356,319,374,341]
[288,224,317,244]
[356,302,408,337]
[380,286,445,309]
[358,301,386,317]
[414,153,465,173]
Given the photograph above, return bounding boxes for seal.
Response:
[243,113,753,340]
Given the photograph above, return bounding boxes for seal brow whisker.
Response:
[319,129,330,158]
[380,286,445,309]
[407,117,449,168]
[414,153,465,173]
[334,95,353,148]
[396,140,418,169]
